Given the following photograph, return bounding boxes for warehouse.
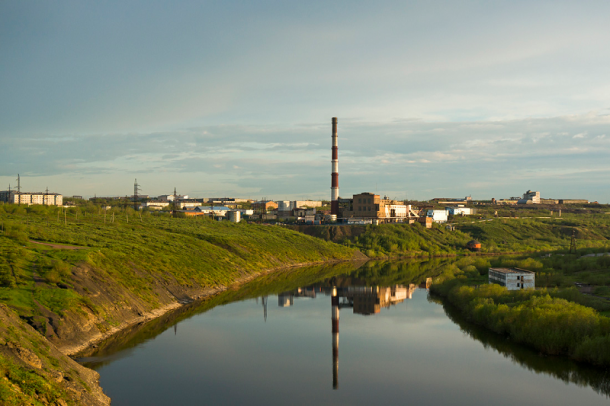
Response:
[488,268,535,290]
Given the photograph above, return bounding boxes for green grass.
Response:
[329,211,610,257]
[0,205,358,332]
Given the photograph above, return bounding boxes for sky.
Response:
[1,0,610,202]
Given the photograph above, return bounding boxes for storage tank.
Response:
[228,210,241,223]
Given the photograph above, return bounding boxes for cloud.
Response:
[2,111,610,201]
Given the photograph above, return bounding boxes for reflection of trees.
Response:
[438,297,610,398]
[328,258,449,288]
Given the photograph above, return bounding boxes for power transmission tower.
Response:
[569,229,577,254]
[133,179,141,211]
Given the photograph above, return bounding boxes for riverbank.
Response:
[429,256,610,368]
[290,215,610,257]
[0,209,364,404]
[63,258,365,356]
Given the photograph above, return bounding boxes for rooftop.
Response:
[489,267,535,275]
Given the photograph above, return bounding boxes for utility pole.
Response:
[570,229,577,254]
[173,187,178,218]
[16,174,21,205]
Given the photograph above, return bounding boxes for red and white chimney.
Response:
[331,117,339,215]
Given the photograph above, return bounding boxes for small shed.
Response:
[466,240,481,252]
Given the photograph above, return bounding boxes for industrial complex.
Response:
[0,118,595,225]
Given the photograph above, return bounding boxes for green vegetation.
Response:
[317,212,610,258]
[431,255,610,367]
[0,204,357,341]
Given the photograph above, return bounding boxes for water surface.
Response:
[80,261,610,405]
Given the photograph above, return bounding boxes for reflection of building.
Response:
[351,285,415,315]
[278,293,294,307]
[273,279,430,391]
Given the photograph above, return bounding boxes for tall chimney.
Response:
[331,117,339,215]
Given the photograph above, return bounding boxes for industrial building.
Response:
[339,193,417,224]
[518,190,541,204]
[447,206,474,216]
[252,200,278,213]
[488,268,535,290]
[277,200,323,211]
[141,201,170,210]
[0,191,63,206]
[426,209,448,223]
[558,199,589,204]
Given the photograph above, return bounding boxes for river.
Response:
[77,260,610,405]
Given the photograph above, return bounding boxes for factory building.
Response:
[141,201,170,210]
[426,209,448,223]
[277,200,323,211]
[488,268,535,290]
[447,206,474,216]
[339,193,416,223]
[252,200,278,212]
[518,190,541,204]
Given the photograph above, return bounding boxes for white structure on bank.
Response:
[488,268,535,290]
[426,209,448,223]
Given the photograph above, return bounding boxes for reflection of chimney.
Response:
[331,118,339,216]
[262,296,268,322]
[331,287,339,389]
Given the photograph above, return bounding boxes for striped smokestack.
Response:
[331,117,339,215]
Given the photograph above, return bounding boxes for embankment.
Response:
[430,257,610,368]
[0,211,364,404]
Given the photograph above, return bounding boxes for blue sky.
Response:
[2,1,610,202]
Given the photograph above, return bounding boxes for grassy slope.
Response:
[0,206,360,404]
[324,213,610,257]
[0,208,357,319]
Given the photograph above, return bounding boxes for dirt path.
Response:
[29,240,86,250]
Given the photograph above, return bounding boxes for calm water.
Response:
[79,261,610,405]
